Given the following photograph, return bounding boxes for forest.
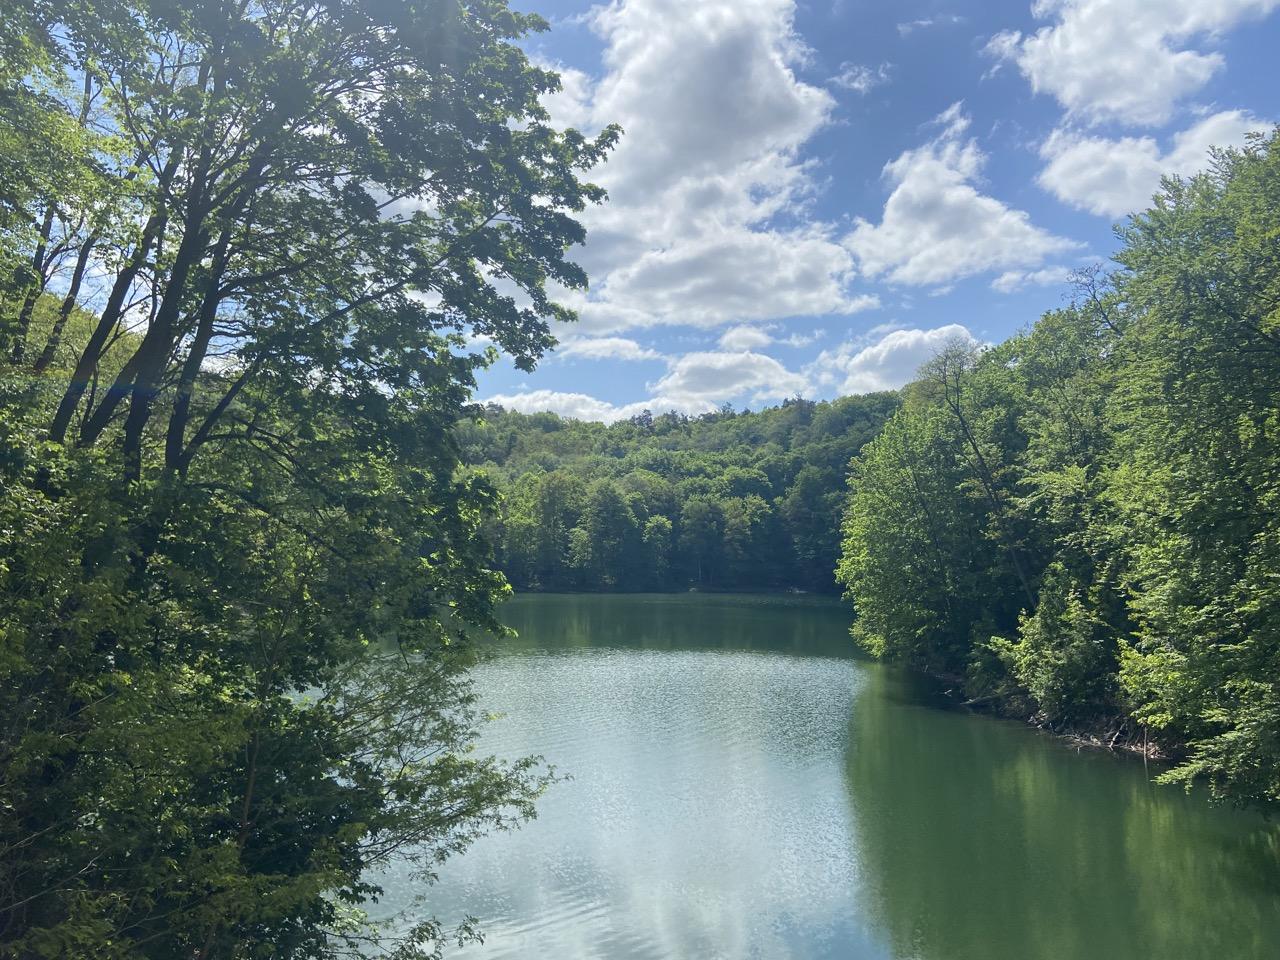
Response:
[1,0,1279,955]
[837,140,1280,809]
[460,394,897,592]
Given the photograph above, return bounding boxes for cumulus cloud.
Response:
[846,103,1078,286]
[717,324,827,349]
[718,325,775,350]
[486,324,981,422]
[991,265,1073,293]
[809,324,978,393]
[649,350,810,407]
[592,229,878,329]
[987,0,1280,126]
[484,390,651,423]
[831,62,891,94]
[483,345,814,424]
[556,336,664,362]
[539,62,596,131]
[541,0,877,333]
[1037,110,1270,217]
[486,347,814,422]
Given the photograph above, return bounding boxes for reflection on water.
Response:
[371,594,1280,959]
[847,666,1280,960]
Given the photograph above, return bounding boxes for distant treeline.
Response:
[459,394,898,593]
[840,133,1280,809]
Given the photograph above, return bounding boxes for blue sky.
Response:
[480,0,1280,421]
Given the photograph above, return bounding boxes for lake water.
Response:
[373,593,1280,959]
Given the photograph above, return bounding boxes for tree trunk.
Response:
[164,228,232,470]
[9,204,56,364]
[79,187,210,453]
[942,385,1037,609]
[32,232,97,374]
[49,150,181,443]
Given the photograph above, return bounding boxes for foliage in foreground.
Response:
[839,131,1280,809]
[0,0,614,955]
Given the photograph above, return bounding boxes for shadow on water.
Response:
[845,664,1280,960]
[495,592,858,659]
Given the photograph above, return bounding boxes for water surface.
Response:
[376,593,1280,959]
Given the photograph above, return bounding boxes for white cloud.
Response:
[540,0,877,333]
[831,62,891,94]
[716,324,825,349]
[650,350,809,407]
[590,228,878,329]
[846,103,1079,286]
[898,15,966,36]
[585,0,828,196]
[988,0,1280,126]
[487,324,976,422]
[1037,109,1270,217]
[809,324,977,393]
[485,348,813,422]
[556,336,664,362]
[781,328,825,348]
[991,265,1073,293]
[484,389,645,422]
[539,62,596,130]
[718,325,775,350]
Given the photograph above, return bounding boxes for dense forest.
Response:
[459,394,897,592]
[840,136,1280,810]
[0,1,616,955]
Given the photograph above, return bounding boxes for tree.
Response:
[839,407,990,676]
[679,497,725,587]
[722,494,773,588]
[985,301,1128,728]
[1110,134,1280,807]
[919,339,1037,609]
[989,562,1114,725]
[0,1,616,954]
[640,515,673,589]
[5,0,616,476]
[780,466,840,589]
[570,480,639,589]
[533,472,587,589]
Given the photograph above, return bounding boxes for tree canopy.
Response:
[0,1,615,955]
[839,130,1280,810]
[460,393,898,593]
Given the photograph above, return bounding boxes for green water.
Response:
[375,593,1280,959]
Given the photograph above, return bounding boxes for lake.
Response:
[373,593,1280,959]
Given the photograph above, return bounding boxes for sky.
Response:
[479,0,1280,422]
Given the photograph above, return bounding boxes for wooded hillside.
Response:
[461,393,898,593]
[840,133,1280,809]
